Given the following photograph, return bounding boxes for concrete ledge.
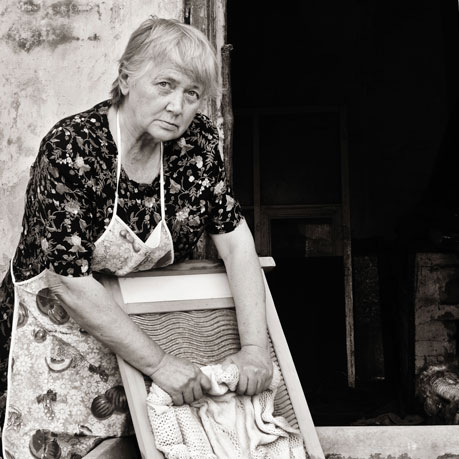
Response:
[317,425,459,459]
[83,425,459,459]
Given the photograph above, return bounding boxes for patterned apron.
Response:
[2,110,174,459]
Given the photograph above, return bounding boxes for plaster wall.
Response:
[0,0,184,279]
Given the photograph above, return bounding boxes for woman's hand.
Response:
[222,344,273,396]
[150,353,211,405]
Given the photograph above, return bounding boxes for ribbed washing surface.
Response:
[130,308,299,429]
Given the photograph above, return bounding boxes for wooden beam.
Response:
[186,0,231,261]
[340,107,355,388]
[221,41,234,186]
[252,114,262,253]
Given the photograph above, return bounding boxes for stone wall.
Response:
[0,0,183,278]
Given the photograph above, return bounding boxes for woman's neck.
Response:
[108,105,162,185]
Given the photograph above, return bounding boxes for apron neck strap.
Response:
[114,109,123,214]
[10,258,16,284]
[159,142,165,221]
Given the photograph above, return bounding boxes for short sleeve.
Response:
[19,126,97,278]
[204,124,244,235]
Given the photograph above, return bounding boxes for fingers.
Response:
[192,383,204,402]
[255,378,264,395]
[237,367,273,396]
[171,392,184,406]
[183,388,195,405]
[199,373,212,393]
[246,377,258,397]
[259,371,272,392]
[237,373,263,396]
[236,374,248,396]
[171,379,206,406]
[154,358,211,406]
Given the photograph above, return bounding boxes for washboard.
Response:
[100,257,324,459]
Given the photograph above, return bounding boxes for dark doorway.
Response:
[227,0,459,426]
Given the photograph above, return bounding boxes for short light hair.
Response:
[110,17,219,106]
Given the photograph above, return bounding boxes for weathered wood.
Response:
[340,107,356,388]
[253,115,262,252]
[258,204,343,257]
[413,253,459,373]
[118,272,233,303]
[221,41,234,186]
[122,259,225,276]
[121,297,235,314]
[100,275,161,459]
[186,0,234,261]
[100,257,325,459]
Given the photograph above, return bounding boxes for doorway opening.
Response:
[227,0,397,426]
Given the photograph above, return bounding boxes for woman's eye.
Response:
[187,90,200,100]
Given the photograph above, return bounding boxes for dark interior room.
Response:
[228,0,459,426]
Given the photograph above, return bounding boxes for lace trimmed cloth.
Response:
[146,364,306,459]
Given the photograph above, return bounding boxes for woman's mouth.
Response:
[157,120,178,130]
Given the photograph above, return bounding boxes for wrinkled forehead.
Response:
[141,46,214,93]
[151,61,205,88]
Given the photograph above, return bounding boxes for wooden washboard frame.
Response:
[100,257,324,459]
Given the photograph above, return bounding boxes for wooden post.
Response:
[221,41,234,186]
[187,0,232,260]
[340,107,356,388]
[252,115,262,253]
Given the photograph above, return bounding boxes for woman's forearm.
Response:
[48,273,165,377]
[211,221,269,350]
[211,221,273,395]
[224,249,268,350]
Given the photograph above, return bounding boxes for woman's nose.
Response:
[166,91,184,114]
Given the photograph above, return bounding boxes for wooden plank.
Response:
[259,256,276,271]
[259,204,344,258]
[122,259,225,276]
[262,271,325,459]
[118,273,232,304]
[253,115,262,253]
[102,275,161,459]
[221,40,234,185]
[116,357,160,459]
[118,258,275,277]
[339,107,355,388]
[123,297,234,314]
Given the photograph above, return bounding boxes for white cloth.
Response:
[146,364,306,459]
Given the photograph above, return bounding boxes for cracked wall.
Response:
[0,0,184,278]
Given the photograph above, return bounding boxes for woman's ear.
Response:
[118,70,130,96]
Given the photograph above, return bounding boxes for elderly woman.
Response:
[1,17,272,458]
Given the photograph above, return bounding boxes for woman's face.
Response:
[120,61,204,143]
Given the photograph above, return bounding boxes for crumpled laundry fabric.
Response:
[146,363,306,459]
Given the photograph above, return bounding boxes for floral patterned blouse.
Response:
[0,99,243,414]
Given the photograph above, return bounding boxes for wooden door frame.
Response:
[234,105,355,387]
